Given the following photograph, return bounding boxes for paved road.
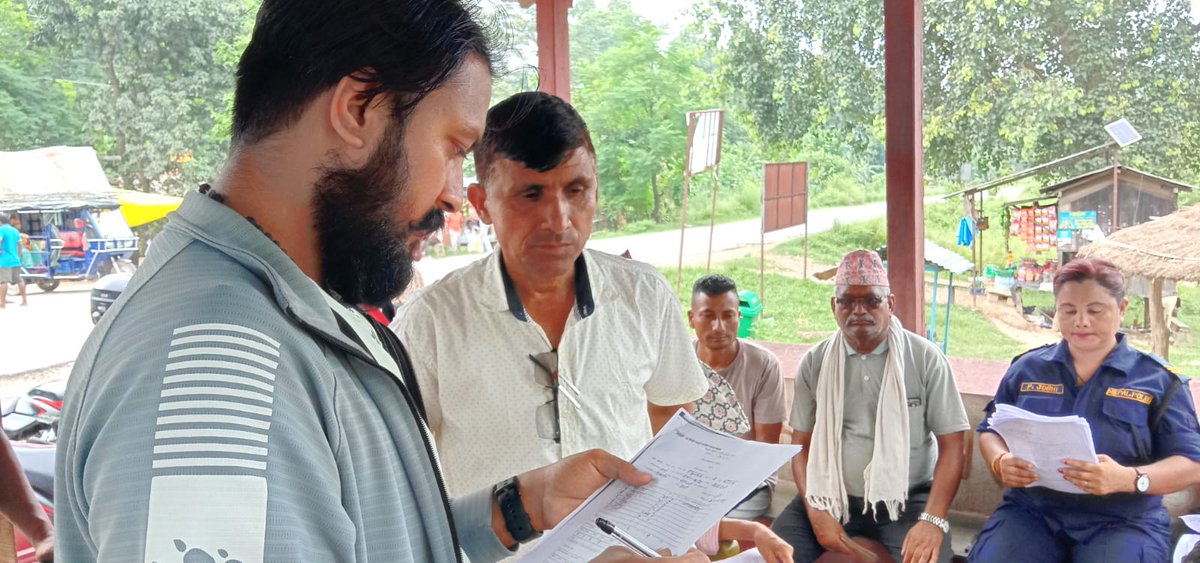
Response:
[0,281,93,378]
[418,199,897,282]
[0,200,902,381]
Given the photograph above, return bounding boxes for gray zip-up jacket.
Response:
[55,191,512,562]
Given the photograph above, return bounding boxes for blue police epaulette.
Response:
[1009,343,1054,365]
[1147,353,1190,380]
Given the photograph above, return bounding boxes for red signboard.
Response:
[763,162,808,233]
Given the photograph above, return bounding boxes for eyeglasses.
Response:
[528,351,581,444]
[834,295,889,311]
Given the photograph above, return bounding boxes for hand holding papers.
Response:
[1173,515,1200,563]
[521,410,802,561]
[987,403,1098,494]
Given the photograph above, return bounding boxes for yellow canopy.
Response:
[117,190,183,228]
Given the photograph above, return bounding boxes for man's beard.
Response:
[312,124,444,306]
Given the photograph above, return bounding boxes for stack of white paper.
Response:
[987,403,1098,494]
[520,410,802,561]
[1174,515,1200,563]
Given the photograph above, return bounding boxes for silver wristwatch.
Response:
[918,512,950,534]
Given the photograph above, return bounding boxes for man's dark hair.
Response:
[693,274,738,298]
[0,212,9,224]
[473,91,595,183]
[232,0,494,145]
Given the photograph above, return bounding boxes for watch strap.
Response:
[918,512,950,534]
[494,476,541,544]
[1134,467,1150,494]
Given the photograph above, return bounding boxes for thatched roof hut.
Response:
[1077,203,1200,283]
[1078,203,1200,358]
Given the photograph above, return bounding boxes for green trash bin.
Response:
[737,290,763,338]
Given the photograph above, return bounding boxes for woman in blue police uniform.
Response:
[970,258,1200,562]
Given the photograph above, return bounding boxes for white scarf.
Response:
[806,315,910,523]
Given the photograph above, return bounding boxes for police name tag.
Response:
[1105,387,1153,405]
[1020,382,1064,395]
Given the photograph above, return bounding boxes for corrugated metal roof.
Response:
[1040,165,1195,194]
[816,240,976,279]
[923,240,974,275]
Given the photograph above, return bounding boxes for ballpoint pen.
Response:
[595,517,662,558]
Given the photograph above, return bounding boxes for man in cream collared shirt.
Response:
[393,92,707,497]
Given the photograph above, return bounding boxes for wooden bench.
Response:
[985,287,1012,303]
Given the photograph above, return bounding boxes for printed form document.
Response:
[521,410,802,561]
[987,403,1098,494]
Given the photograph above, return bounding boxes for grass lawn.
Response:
[658,257,1027,361]
[773,217,886,265]
[767,200,1200,373]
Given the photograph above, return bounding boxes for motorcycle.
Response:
[2,382,63,444]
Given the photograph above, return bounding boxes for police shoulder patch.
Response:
[1147,353,1190,379]
[1105,387,1154,405]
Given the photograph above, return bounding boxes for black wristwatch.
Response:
[494,476,542,544]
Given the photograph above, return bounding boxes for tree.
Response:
[26,0,250,193]
[0,0,78,150]
[924,0,1200,181]
[707,0,1200,186]
[573,0,725,224]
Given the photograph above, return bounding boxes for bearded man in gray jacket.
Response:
[53,1,705,561]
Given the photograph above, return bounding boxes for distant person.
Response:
[970,258,1200,562]
[392,91,708,504]
[772,249,969,563]
[0,212,28,307]
[445,206,464,250]
[689,273,787,520]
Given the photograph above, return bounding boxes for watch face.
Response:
[1136,473,1151,493]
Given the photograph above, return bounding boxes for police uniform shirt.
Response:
[978,333,1200,514]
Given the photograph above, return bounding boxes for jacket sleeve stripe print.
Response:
[143,322,280,563]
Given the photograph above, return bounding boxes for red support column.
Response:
[536,0,572,102]
[884,0,925,334]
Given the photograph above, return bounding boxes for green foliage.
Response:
[774,218,887,265]
[572,0,782,226]
[706,0,1200,190]
[572,0,716,224]
[924,0,1200,184]
[0,0,78,149]
[25,0,250,194]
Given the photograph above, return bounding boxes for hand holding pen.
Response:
[591,518,710,562]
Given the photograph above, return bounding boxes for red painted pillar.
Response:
[884,0,925,334]
[536,0,572,102]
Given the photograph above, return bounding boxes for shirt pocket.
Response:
[1014,393,1066,415]
[1099,397,1153,463]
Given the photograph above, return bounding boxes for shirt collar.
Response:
[1050,332,1138,376]
[1102,332,1139,375]
[846,338,889,357]
[166,190,368,358]
[497,251,595,322]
